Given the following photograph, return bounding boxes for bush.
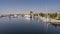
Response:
[56,16,60,20]
[34,14,38,16]
[39,13,45,17]
[48,13,57,19]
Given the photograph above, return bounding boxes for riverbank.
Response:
[34,16,60,24]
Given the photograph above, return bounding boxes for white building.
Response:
[23,11,33,18]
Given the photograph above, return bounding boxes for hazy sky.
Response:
[0,0,60,14]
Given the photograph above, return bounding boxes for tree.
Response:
[48,13,57,19]
[34,14,38,16]
[39,13,45,17]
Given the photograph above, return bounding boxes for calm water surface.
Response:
[0,17,60,34]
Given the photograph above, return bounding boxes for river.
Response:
[0,16,60,34]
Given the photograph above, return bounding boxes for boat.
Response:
[24,14,32,18]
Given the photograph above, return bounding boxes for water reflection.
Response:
[0,16,60,34]
[51,23,60,27]
[33,17,50,34]
[8,16,18,20]
[8,16,11,20]
[25,17,31,20]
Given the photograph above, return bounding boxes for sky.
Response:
[0,0,60,14]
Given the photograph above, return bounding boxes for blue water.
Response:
[0,17,60,34]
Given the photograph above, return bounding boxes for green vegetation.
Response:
[34,14,38,16]
[38,13,60,20]
[56,15,60,20]
[39,13,46,17]
[48,13,57,19]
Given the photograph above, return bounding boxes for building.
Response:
[23,11,33,18]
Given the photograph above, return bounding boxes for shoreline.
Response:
[34,16,60,24]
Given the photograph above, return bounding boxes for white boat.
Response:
[13,15,18,18]
[24,15,30,18]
